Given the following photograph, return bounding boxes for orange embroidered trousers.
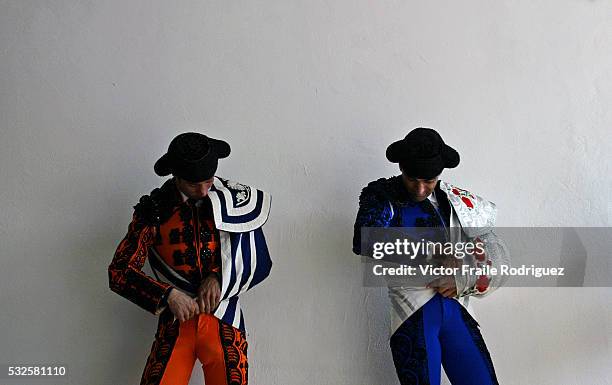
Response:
[140,310,248,385]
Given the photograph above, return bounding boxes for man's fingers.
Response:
[214,290,220,310]
[212,290,219,310]
[206,291,214,313]
[199,290,207,314]
[198,296,206,314]
[182,300,195,321]
[191,300,199,318]
[427,277,453,296]
[434,280,457,297]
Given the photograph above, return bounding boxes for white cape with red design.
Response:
[387,180,511,336]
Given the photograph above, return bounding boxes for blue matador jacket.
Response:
[353,175,511,335]
[108,176,272,332]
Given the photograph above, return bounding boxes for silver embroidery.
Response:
[225,180,251,205]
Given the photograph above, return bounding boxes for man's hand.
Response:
[167,289,198,322]
[426,276,458,298]
[197,275,221,314]
[427,255,459,298]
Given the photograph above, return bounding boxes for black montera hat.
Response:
[386,127,460,179]
[154,132,231,182]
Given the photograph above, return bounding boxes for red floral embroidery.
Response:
[461,196,474,209]
[476,276,490,293]
[451,186,475,209]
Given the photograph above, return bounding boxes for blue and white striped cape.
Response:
[209,177,272,332]
[150,177,272,332]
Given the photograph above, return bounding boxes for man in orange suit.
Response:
[108,132,272,385]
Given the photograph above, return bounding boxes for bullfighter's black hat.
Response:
[386,127,459,179]
[154,132,231,182]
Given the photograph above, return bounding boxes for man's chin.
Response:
[411,196,428,202]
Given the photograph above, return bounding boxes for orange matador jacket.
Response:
[108,176,272,331]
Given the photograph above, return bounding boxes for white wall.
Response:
[1,1,611,384]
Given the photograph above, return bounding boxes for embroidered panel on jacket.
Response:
[153,197,221,285]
